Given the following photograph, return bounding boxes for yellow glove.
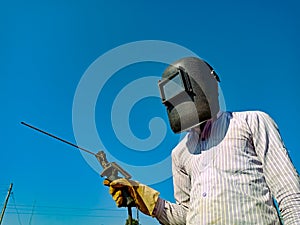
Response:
[104,178,160,216]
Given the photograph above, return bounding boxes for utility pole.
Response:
[0,183,13,225]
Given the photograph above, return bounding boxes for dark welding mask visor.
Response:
[158,66,193,105]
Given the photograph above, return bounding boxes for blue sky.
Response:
[1,0,300,225]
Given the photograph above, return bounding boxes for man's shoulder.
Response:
[171,133,190,159]
[231,110,272,121]
[229,110,276,132]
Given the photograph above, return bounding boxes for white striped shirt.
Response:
[154,111,300,225]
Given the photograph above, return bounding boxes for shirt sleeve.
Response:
[247,111,300,224]
[154,150,190,225]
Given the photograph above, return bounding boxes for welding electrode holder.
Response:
[95,151,135,207]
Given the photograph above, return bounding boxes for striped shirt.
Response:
[154,111,300,225]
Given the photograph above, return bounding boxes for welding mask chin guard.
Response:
[158,57,220,133]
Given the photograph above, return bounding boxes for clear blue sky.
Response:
[1,0,300,225]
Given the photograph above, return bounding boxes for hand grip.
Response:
[122,189,135,207]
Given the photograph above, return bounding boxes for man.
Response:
[105,57,300,224]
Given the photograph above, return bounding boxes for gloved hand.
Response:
[103,178,160,216]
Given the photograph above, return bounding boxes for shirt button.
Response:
[202,192,207,197]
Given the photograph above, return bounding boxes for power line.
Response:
[5,211,126,218]
[3,203,127,219]
[28,200,36,225]
[3,203,143,223]
[11,193,23,225]
[4,204,122,212]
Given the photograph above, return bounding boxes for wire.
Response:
[11,193,23,225]
[6,204,122,212]
[4,203,143,224]
[28,200,36,225]
[5,211,126,218]
[4,203,126,218]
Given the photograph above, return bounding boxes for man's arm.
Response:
[154,149,190,225]
[247,111,300,224]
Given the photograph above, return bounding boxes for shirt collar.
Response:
[191,111,223,135]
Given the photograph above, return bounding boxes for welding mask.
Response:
[158,57,220,133]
